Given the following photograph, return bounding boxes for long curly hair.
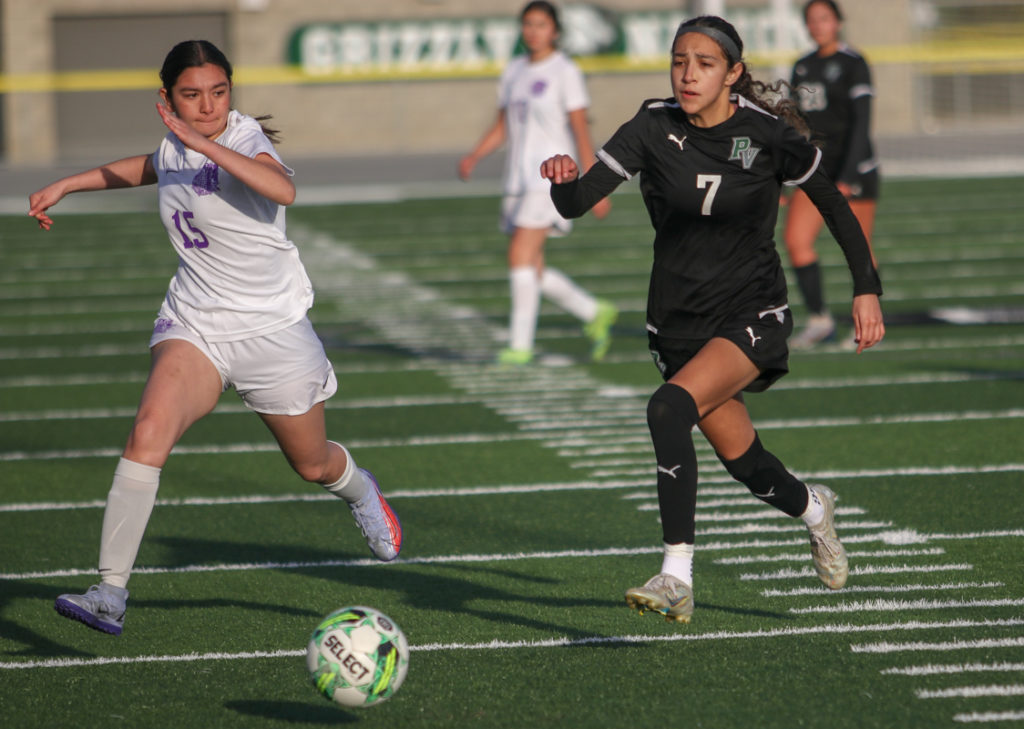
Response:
[673,16,809,138]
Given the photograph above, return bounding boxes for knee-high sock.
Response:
[98,458,161,589]
[647,384,701,544]
[508,266,540,351]
[794,262,826,315]
[322,441,368,503]
[718,433,809,517]
[539,267,598,322]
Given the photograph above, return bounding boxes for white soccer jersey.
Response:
[153,110,313,342]
[498,51,589,195]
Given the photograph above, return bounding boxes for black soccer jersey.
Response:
[550,95,880,340]
[791,45,876,185]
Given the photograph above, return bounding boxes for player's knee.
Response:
[291,458,330,484]
[123,413,175,465]
[647,384,700,435]
[718,434,763,483]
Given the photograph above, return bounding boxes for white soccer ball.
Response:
[306,606,410,708]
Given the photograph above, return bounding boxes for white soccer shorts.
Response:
[149,315,338,415]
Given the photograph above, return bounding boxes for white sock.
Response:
[509,266,540,351]
[540,267,598,322]
[98,458,161,589]
[661,541,694,586]
[801,484,826,527]
[322,441,368,503]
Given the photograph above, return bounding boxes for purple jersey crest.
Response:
[153,318,174,334]
[531,79,548,96]
[192,162,220,196]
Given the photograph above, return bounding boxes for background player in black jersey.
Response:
[785,0,880,348]
[541,15,884,623]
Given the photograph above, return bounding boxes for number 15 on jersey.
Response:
[171,210,209,249]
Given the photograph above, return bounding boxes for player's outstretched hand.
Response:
[28,182,66,231]
[540,155,579,185]
[851,293,885,354]
[457,155,476,181]
[156,102,208,154]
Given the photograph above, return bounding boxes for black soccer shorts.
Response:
[648,304,794,393]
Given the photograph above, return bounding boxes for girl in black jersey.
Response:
[785,0,880,348]
[541,15,884,623]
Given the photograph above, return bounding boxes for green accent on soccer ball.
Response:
[372,646,397,696]
[315,670,336,698]
[316,610,363,633]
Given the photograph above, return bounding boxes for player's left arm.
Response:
[837,58,874,187]
[156,103,295,206]
[799,167,885,352]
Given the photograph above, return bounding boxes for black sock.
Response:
[647,384,700,544]
[794,262,826,315]
[718,433,809,517]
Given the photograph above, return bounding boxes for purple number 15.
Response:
[172,210,209,249]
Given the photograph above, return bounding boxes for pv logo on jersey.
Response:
[729,137,761,169]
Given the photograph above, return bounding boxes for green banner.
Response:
[287,4,808,74]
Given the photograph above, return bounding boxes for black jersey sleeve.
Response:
[592,101,657,179]
[838,56,874,184]
[775,120,823,185]
[550,160,624,219]
[799,167,882,296]
[550,103,651,218]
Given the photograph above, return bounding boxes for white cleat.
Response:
[54,583,128,635]
[625,573,694,623]
[348,469,403,561]
[806,484,848,589]
[791,313,837,350]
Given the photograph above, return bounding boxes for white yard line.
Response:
[0,537,973,581]
[742,563,976,581]
[851,636,1024,654]
[718,547,944,565]
[882,662,1024,676]
[954,710,1024,724]
[765,582,1004,598]
[791,597,1024,614]
[917,685,1024,699]
[3,618,1023,672]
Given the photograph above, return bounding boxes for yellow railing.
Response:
[1,40,1022,93]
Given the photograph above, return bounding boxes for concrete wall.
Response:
[1,0,913,165]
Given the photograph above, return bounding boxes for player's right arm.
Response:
[458,110,506,181]
[544,104,648,218]
[28,155,157,230]
[542,155,624,219]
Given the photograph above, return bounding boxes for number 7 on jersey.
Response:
[697,174,721,216]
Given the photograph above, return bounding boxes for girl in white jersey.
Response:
[459,1,616,365]
[28,40,402,636]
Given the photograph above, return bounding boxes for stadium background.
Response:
[2,3,1023,726]
[0,0,1022,198]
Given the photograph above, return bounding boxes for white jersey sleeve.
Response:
[155,110,313,342]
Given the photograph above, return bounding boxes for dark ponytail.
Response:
[159,40,282,144]
[674,16,809,138]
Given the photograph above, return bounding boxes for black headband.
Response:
[679,26,742,63]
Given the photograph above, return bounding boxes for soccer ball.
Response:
[306,606,409,708]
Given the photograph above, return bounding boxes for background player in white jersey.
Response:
[28,40,402,636]
[785,0,880,348]
[459,1,616,365]
[542,16,884,623]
